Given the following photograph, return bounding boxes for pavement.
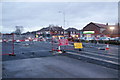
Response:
[1,41,119,78]
[2,56,118,78]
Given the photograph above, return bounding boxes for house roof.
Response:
[91,22,107,28]
[65,28,79,32]
[39,26,64,31]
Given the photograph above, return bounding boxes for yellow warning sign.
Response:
[74,43,83,49]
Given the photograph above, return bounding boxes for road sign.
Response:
[59,39,68,46]
[74,43,83,49]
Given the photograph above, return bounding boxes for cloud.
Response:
[1,2,118,33]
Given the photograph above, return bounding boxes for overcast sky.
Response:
[1,2,118,33]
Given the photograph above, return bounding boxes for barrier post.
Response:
[58,36,62,53]
[9,33,16,56]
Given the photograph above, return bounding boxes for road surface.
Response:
[2,41,119,78]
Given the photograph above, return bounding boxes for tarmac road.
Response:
[2,41,119,78]
[2,56,118,78]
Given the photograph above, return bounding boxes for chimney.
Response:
[115,23,119,26]
[106,23,108,26]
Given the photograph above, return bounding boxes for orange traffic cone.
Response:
[105,44,110,50]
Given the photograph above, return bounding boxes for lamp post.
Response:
[109,27,115,38]
[59,11,65,28]
[59,11,66,36]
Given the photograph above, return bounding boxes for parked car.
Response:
[115,37,120,41]
[109,38,116,40]
[99,37,110,41]
[80,37,94,41]
[86,37,95,41]
[79,37,86,40]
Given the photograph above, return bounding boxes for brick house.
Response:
[82,22,120,38]
[102,24,120,37]
[65,28,80,38]
[36,25,64,37]
[23,31,36,38]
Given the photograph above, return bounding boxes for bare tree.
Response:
[14,26,24,35]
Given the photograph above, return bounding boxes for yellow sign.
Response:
[74,43,83,49]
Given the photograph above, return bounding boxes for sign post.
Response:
[9,33,16,56]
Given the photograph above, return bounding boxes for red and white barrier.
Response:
[2,38,44,42]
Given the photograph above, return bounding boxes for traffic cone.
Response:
[105,44,110,50]
[57,49,62,53]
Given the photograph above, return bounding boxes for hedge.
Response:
[86,40,120,45]
[67,38,120,45]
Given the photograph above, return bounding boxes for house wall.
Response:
[83,23,101,35]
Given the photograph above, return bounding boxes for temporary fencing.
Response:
[51,36,83,53]
[1,33,51,56]
[2,33,84,56]
[2,33,15,56]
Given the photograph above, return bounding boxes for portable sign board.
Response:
[74,43,83,49]
[59,39,68,46]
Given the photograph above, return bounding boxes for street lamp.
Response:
[59,11,66,36]
[109,27,115,38]
[58,11,65,28]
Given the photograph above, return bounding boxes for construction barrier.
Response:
[2,33,15,56]
[51,36,83,53]
[1,33,50,56]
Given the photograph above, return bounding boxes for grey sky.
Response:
[1,2,118,33]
